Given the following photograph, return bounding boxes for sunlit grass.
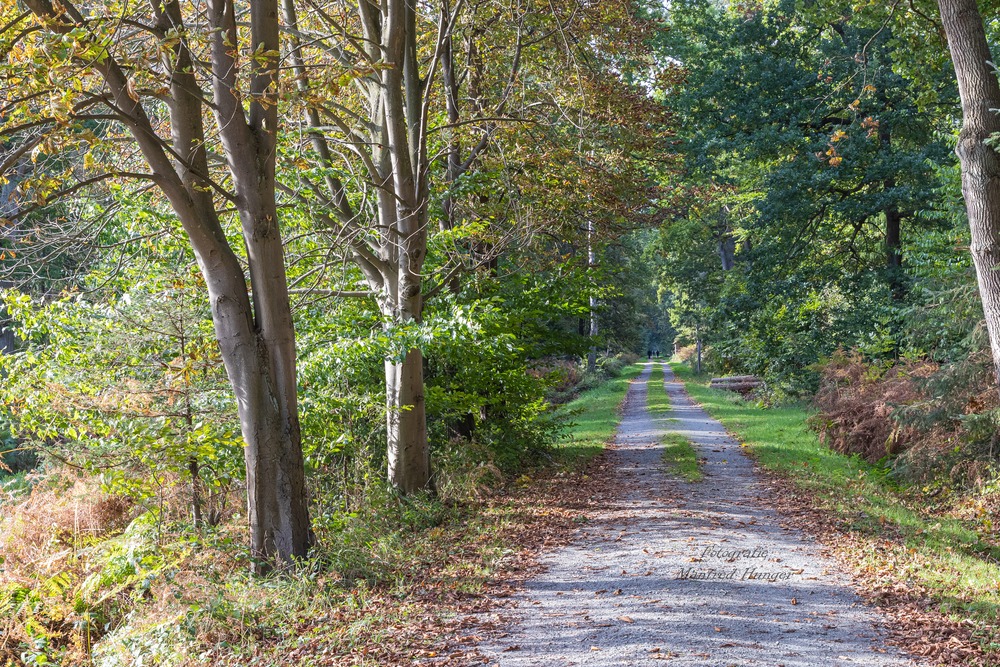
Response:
[671,362,1000,648]
[659,433,702,482]
[647,363,701,481]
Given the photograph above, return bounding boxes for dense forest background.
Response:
[3,0,1000,664]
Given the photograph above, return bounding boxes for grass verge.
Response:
[670,361,1000,662]
[646,363,701,482]
[557,363,644,466]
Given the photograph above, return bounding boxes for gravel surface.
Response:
[479,362,922,667]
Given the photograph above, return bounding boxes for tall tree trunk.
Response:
[191,228,311,566]
[879,124,905,300]
[696,335,702,375]
[0,281,12,354]
[386,349,431,491]
[21,0,312,568]
[716,209,736,271]
[587,219,598,373]
[938,0,1000,391]
[885,194,904,299]
[0,321,12,354]
[717,235,736,271]
[380,0,432,492]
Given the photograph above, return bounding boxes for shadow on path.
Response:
[477,362,923,666]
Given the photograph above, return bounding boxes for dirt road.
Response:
[479,362,920,667]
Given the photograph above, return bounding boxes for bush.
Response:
[811,349,1000,487]
[810,350,928,463]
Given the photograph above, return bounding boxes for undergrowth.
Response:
[557,363,644,467]
[0,365,641,666]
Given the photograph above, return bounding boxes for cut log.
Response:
[710,375,759,384]
[711,382,762,393]
[709,375,764,396]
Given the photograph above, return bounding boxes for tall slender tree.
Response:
[4,0,310,566]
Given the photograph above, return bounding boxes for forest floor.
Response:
[472,362,923,666]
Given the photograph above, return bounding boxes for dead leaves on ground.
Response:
[258,454,621,666]
[757,469,998,667]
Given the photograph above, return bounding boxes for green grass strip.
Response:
[557,364,644,466]
[647,363,702,482]
[660,433,702,482]
[669,361,1000,643]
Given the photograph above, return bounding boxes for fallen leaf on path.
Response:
[618,615,634,623]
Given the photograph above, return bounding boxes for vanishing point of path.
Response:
[480,362,922,667]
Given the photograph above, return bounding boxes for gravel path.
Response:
[480,362,922,667]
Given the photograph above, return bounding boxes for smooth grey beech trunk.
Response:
[23,0,311,567]
[938,0,1000,392]
[282,0,452,493]
[386,350,431,490]
[588,219,598,373]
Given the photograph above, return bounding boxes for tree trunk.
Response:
[588,301,598,373]
[717,235,736,271]
[587,219,598,373]
[695,320,703,375]
[0,323,12,354]
[20,0,313,570]
[386,348,430,492]
[714,208,735,271]
[194,235,311,567]
[880,124,905,300]
[0,280,13,353]
[938,0,1000,391]
[885,201,904,300]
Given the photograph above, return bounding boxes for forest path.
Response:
[478,362,920,666]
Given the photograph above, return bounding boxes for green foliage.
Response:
[0,244,242,518]
[556,363,644,466]
[651,0,956,394]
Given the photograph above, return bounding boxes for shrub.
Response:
[810,350,928,463]
[811,349,1000,487]
[0,473,143,666]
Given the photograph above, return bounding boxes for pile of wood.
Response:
[709,375,764,395]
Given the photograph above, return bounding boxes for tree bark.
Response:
[879,124,905,300]
[885,194,904,299]
[938,0,1000,392]
[386,349,431,491]
[0,280,12,354]
[282,0,433,493]
[717,235,736,271]
[587,219,598,373]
